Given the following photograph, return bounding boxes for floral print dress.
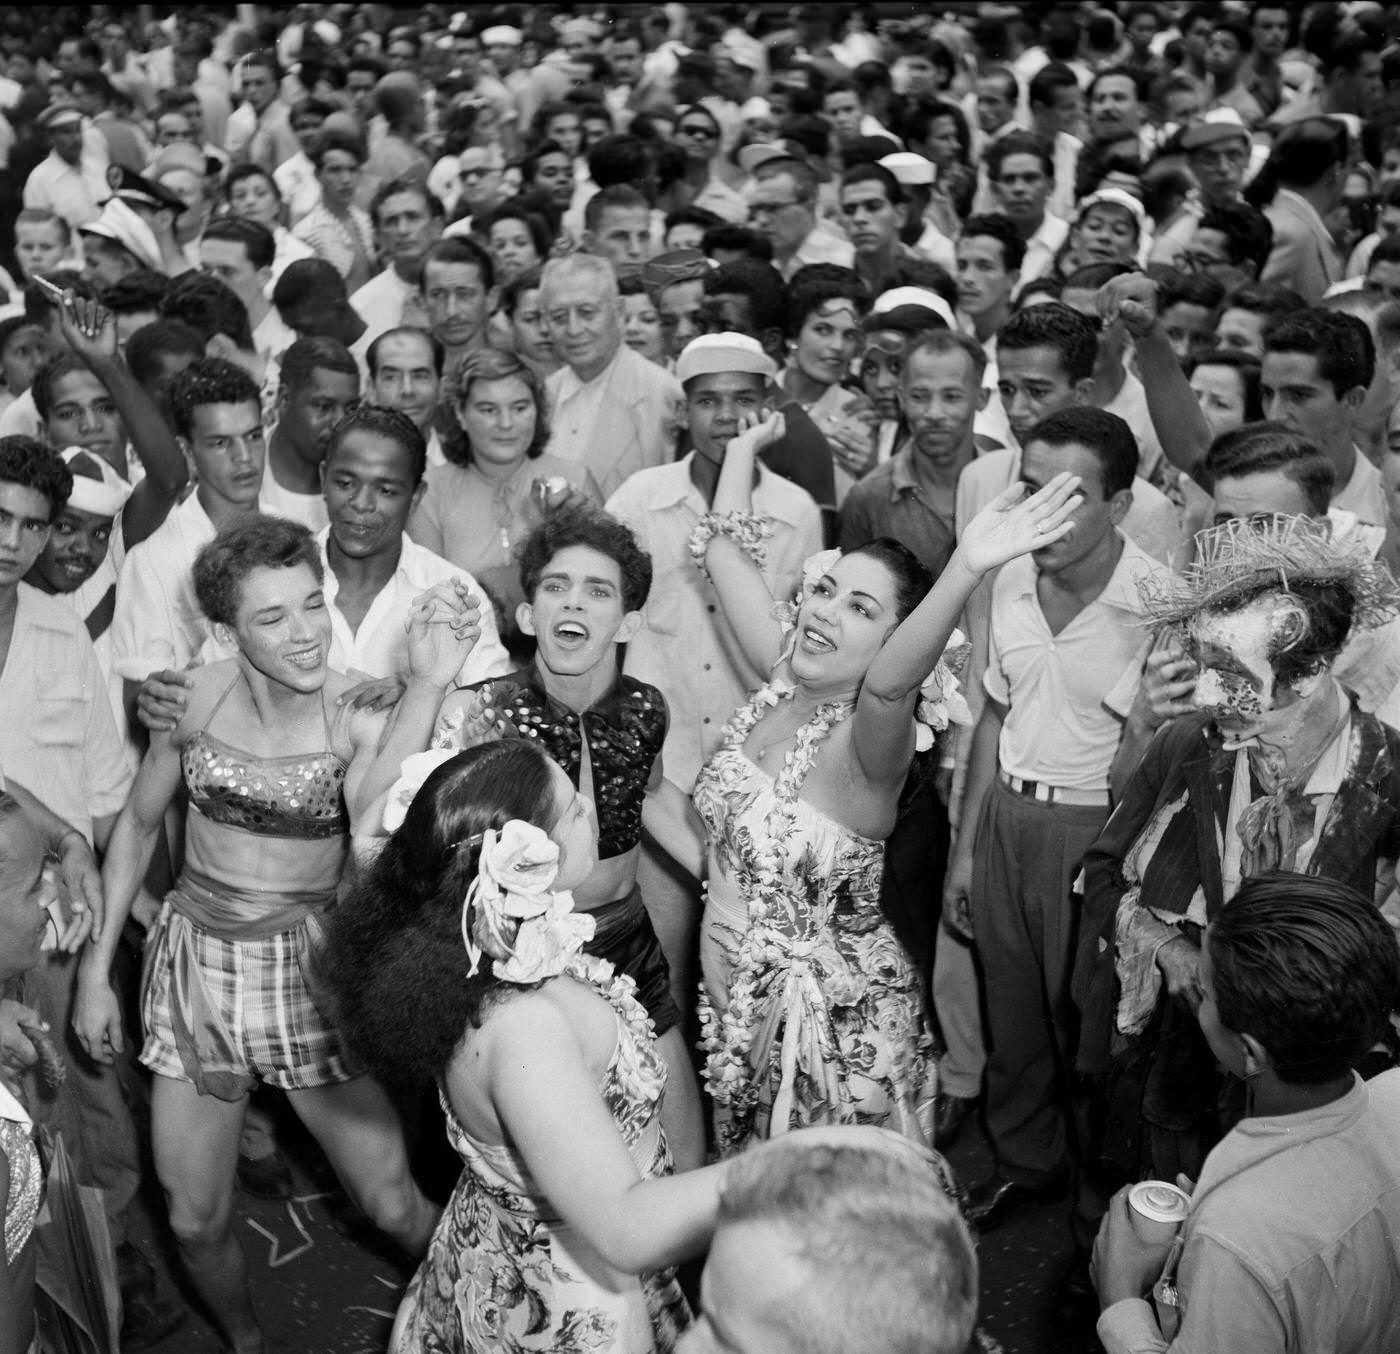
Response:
[692,684,939,1157]
[391,958,691,1354]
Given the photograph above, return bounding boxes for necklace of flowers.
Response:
[698,677,853,1113]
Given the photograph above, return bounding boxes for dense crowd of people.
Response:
[2,3,1400,1353]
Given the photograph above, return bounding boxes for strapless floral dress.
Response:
[391,957,690,1354]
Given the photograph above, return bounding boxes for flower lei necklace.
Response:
[697,677,853,1115]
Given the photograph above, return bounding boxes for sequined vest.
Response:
[476,668,668,860]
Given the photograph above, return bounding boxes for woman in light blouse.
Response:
[408,348,600,656]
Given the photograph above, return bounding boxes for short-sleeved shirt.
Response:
[838,448,959,577]
[21,147,109,228]
[0,584,133,840]
[606,454,823,791]
[984,535,1165,792]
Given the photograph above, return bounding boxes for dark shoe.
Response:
[120,1287,187,1351]
[237,1147,295,1200]
[1054,1247,1099,1330]
[933,1092,978,1149]
[965,1171,1069,1231]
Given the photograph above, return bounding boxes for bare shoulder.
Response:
[172,660,240,744]
[476,977,615,1069]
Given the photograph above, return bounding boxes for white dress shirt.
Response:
[985,537,1166,792]
[316,530,511,687]
[1332,448,1387,528]
[349,267,427,346]
[110,491,227,682]
[0,584,132,840]
[22,146,110,229]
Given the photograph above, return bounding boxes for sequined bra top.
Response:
[181,677,350,839]
[474,668,668,859]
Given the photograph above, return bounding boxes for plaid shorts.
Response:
[141,899,355,1095]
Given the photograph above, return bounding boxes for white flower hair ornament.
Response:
[462,821,596,984]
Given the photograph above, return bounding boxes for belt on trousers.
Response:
[999,771,1110,808]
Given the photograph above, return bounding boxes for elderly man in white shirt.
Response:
[542,253,683,497]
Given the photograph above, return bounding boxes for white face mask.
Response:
[1188,591,1324,750]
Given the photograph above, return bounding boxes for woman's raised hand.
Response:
[958,472,1083,577]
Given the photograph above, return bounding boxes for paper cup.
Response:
[1128,1181,1190,1246]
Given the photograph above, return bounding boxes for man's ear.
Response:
[1073,376,1096,406]
[213,620,237,650]
[976,384,990,411]
[1343,384,1367,413]
[1108,484,1134,525]
[408,478,426,514]
[616,609,644,643]
[516,601,537,637]
[206,332,235,361]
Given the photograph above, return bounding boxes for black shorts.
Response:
[584,886,682,1036]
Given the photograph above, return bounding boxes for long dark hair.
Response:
[321,742,560,1089]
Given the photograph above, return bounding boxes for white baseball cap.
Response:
[676,333,778,385]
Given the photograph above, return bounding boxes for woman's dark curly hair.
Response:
[321,742,562,1090]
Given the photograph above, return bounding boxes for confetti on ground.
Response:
[247,1202,316,1268]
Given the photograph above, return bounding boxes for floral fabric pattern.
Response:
[692,684,938,1156]
[392,957,690,1353]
